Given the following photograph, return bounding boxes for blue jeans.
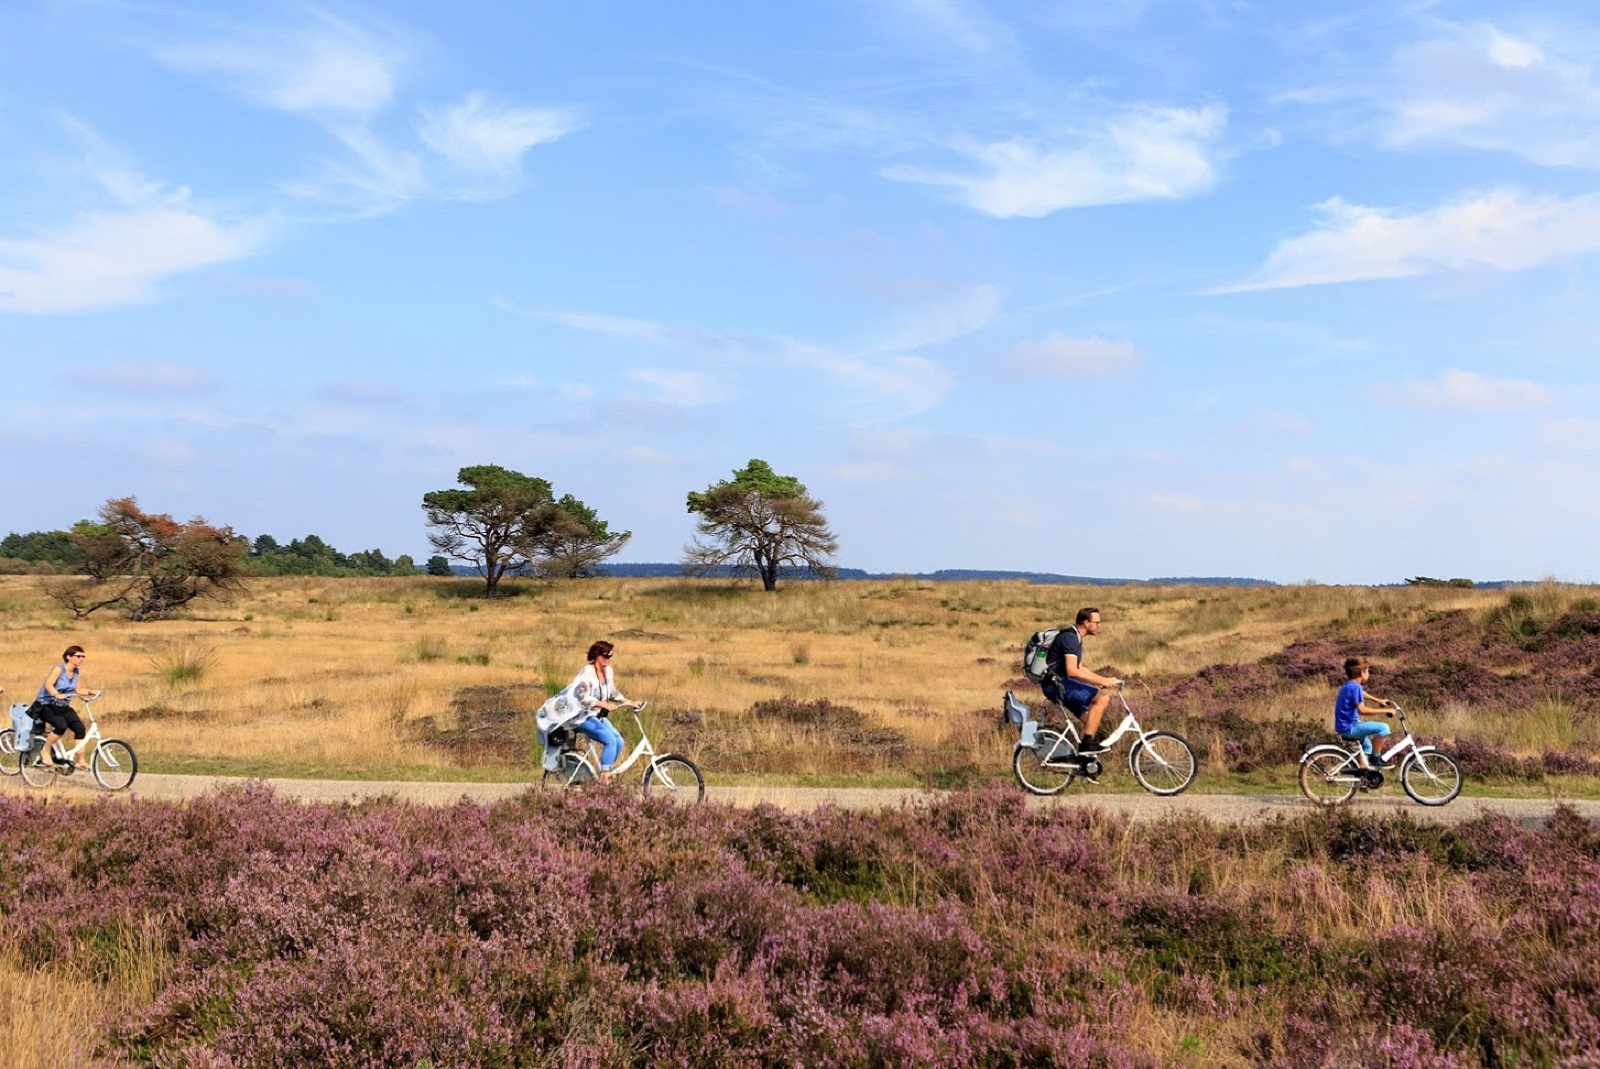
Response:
[576,716,625,770]
[1341,720,1392,754]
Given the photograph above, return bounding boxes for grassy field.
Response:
[2,574,1598,795]
[5,575,1600,1068]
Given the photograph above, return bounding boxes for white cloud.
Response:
[0,204,267,315]
[1146,494,1210,513]
[870,284,1001,353]
[875,0,1015,56]
[513,303,952,417]
[156,12,403,120]
[319,380,410,407]
[885,104,1226,217]
[1217,190,1600,292]
[159,15,567,212]
[418,93,578,185]
[1374,369,1554,412]
[1003,332,1143,378]
[630,369,737,407]
[1381,23,1600,169]
[79,360,217,394]
[1537,417,1600,451]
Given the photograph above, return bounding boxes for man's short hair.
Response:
[1075,607,1099,626]
[1343,657,1367,679]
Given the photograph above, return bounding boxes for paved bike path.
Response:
[17,773,1600,826]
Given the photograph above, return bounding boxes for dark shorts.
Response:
[29,700,84,739]
[1042,677,1100,715]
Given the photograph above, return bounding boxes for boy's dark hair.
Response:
[1075,607,1099,626]
[1343,657,1367,679]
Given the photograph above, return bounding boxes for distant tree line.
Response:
[1,456,840,615]
[244,534,418,577]
[2,527,420,579]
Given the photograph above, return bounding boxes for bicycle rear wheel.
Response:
[1400,750,1462,806]
[540,752,595,789]
[17,745,55,788]
[92,739,138,791]
[642,755,705,804]
[0,728,17,776]
[1012,730,1077,795]
[1129,731,1197,795]
[1299,748,1359,806]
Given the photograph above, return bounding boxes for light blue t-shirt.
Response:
[36,663,79,705]
[1333,679,1364,736]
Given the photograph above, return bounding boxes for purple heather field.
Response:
[3,784,1598,1068]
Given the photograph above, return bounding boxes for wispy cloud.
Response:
[418,93,579,189]
[155,11,404,120]
[884,104,1226,217]
[0,201,267,315]
[77,360,218,394]
[1000,332,1143,378]
[629,369,737,407]
[156,13,572,212]
[874,0,1016,56]
[319,380,411,407]
[1380,22,1600,169]
[869,284,1001,353]
[503,301,953,416]
[1215,190,1600,292]
[1374,369,1554,413]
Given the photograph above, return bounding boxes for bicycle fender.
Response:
[1299,744,1347,766]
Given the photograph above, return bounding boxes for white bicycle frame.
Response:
[547,701,687,786]
[1028,688,1167,771]
[28,691,110,769]
[1299,704,1441,775]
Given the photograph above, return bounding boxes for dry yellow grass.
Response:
[0,575,1593,783]
[0,919,165,1069]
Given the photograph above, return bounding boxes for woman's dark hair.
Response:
[62,645,85,661]
[586,640,615,663]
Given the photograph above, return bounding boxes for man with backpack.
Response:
[1042,608,1123,754]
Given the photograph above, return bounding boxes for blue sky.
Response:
[5,1,1600,584]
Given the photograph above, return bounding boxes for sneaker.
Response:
[1075,737,1106,754]
[1369,753,1389,769]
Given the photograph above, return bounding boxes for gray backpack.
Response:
[1021,629,1060,683]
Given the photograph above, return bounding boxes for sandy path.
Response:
[12,772,1597,825]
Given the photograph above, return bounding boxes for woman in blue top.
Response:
[1334,656,1394,769]
[30,645,96,771]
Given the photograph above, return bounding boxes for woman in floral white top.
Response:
[536,640,639,783]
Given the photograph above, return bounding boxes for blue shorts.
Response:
[1043,676,1100,715]
[1339,720,1392,754]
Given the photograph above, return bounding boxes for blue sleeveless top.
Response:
[36,664,79,704]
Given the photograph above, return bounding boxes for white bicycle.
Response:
[541,701,704,803]
[1008,686,1197,796]
[1298,701,1461,807]
[5,692,139,791]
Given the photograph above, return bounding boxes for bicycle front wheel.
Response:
[1401,750,1462,806]
[642,755,705,804]
[540,752,595,789]
[92,739,138,791]
[1299,748,1359,806]
[1012,730,1077,795]
[0,728,17,776]
[1130,731,1197,796]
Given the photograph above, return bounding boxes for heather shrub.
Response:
[2,789,1598,1068]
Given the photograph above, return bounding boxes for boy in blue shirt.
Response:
[1335,656,1394,768]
